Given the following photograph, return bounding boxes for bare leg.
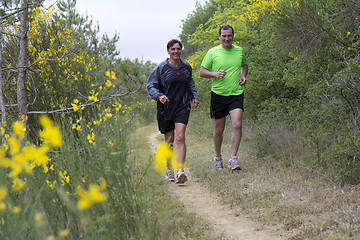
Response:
[175,123,187,168]
[164,131,174,148]
[213,117,226,157]
[164,131,174,168]
[229,109,243,157]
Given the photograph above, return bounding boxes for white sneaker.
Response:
[228,156,241,171]
[176,169,187,184]
[165,169,175,182]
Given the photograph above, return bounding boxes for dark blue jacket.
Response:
[146,59,199,120]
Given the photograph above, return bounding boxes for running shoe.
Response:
[228,156,241,171]
[165,169,175,182]
[176,169,188,184]
[214,155,224,171]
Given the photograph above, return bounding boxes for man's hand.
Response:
[216,69,227,79]
[239,76,246,85]
[240,65,248,85]
[199,67,227,79]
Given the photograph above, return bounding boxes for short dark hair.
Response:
[167,39,183,50]
[219,24,234,36]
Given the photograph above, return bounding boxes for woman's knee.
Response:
[176,132,186,143]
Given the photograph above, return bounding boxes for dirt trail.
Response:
[148,131,285,240]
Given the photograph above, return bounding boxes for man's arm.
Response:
[239,64,248,85]
[199,66,227,79]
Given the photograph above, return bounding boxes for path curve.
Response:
[148,131,285,240]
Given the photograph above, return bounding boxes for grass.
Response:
[185,111,360,239]
[1,107,357,239]
[127,122,222,240]
[0,107,225,239]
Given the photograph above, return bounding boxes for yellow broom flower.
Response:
[154,142,181,172]
[0,187,7,210]
[39,115,63,147]
[76,182,108,210]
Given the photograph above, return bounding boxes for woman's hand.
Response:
[159,95,170,104]
[192,99,199,109]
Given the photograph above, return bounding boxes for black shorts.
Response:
[157,113,190,134]
[210,91,244,119]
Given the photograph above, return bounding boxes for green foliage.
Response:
[180,0,219,58]
[184,0,360,184]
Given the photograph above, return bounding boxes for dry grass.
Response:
[185,114,360,239]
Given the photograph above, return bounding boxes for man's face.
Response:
[219,29,234,49]
[167,43,182,61]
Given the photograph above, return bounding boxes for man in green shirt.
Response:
[199,24,248,171]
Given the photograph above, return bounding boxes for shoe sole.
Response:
[165,176,175,182]
[176,174,188,184]
[228,165,241,171]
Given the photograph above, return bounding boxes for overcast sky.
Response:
[74,0,206,64]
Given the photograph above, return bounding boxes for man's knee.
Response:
[232,121,242,130]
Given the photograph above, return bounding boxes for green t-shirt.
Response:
[201,45,248,96]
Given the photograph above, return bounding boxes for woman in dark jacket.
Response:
[146,39,199,184]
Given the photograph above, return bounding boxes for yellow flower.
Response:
[39,115,63,147]
[88,184,108,203]
[88,95,98,102]
[76,187,91,210]
[23,145,50,166]
[0,186,7,210]
[87,132,95,145]
[35,212,44,226]
[8,136,20,155]
[2,144,8,151]
[13,121,26,140]
[71,103,79,112]
[105,80,112,87]
[12,206,21,214]
[47,180,56,190]
[59,229,70,237]
[76,182,108,210]
[99,178,107,190]
[106,71,116,80]
[12,178,25,191]
[8,153,34,178]
[153,143,180,173]
[111,72,116,79]
[59,171,70,186]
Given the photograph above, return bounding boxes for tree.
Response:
[179,0,219,58]
[17,0,29,119]
[183,0,360,183]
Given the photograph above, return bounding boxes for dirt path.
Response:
[148,131,285,240]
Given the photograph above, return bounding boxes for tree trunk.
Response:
[0,32,6,144]
[17,0,29,120]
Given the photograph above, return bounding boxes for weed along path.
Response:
[148,131,284,240]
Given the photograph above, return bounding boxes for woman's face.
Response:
[167,43,182,61]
